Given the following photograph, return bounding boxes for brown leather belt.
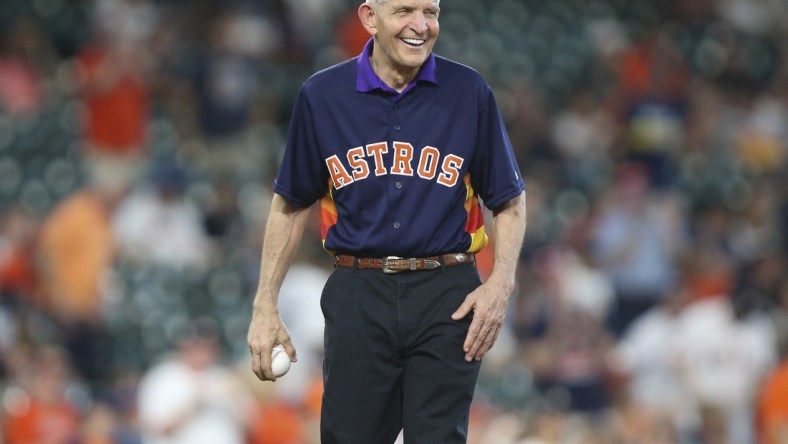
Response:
[334,253,475,274]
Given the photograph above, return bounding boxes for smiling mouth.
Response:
[401,38,426,47]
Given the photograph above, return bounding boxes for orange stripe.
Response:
[463,174,488,253]
[320,176,488,253]
[320,185,338,243]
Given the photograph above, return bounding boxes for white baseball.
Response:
[271,345,291,377]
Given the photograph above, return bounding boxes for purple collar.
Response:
[356,38,437,96]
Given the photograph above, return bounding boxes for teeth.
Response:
[402,38,425,46]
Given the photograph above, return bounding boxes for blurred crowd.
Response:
[0,0,787,443]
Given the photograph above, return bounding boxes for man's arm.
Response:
[451,191,526,362]
[247,193,312,381]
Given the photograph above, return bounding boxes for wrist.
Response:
[486,271,516,295]
[252,298,279,315]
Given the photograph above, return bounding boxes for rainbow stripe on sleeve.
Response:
[463,174,488,254]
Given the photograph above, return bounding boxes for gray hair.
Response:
[365,0,440,5]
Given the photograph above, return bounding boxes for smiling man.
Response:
[246,0,527,443]
[360,0,440,90]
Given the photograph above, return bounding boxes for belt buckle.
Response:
[382,256,403,274]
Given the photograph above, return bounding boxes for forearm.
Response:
[487,191,527,294]
[453,191,526,361]
[252,193,311,312]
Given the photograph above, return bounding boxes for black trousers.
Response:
[320,261,483,444]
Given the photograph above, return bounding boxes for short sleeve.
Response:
[273,86,330,208]
[469,85,525,211]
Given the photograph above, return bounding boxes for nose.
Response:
[410,11,430,33]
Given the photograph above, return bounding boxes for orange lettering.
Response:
[437,154,463,187]
[366,142,388,176]
[326,155,354,189]
[391,142,415,176]
[346,146,369,181]
[417,146,439,180]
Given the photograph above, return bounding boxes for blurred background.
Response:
[0,0,787,443]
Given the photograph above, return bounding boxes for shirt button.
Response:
[394,125,401,131]
[393,222,400,229]
[393,104,399,110]
[395,181,403,189]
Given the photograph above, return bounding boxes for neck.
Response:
[369,53,418,93]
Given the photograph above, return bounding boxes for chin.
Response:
[399,54,428,69]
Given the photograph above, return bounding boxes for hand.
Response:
[451,279,510,362]
[247,305,297,381]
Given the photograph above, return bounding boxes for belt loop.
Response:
[438,254,447,274]
[352,256,359,274]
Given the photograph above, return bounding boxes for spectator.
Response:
[0,18,47,117]
[334,6,370,59]
[112,164,212,269]
[549,91,617,191]
[609,277,696,439]
[729,180,783,263]
[137,317,253,444]
[184,12,270,180]
[2,345,81,444]
[526,244,615,415]
[37,181,126,386]
[684,202,736,301]
[74,0,159,195]
[37,182,123,321]
[0,206,41,302]
[675,296,776,443]
[590,163,685,337]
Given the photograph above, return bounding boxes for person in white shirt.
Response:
[137,318,252,444]
[113,164,212,269]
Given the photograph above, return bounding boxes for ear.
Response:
[358,3,378,36]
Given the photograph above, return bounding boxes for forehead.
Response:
[379,0,440,8]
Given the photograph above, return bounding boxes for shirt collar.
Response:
[356,38,437,95]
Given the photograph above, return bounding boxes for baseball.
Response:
[271,345,291,377]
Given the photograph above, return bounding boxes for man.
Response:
[247,0,527,442]
[138,318,252,444]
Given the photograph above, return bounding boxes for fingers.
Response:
[464,322,500,362]
[282,341,298,363]
[249,340,276,381]
[456,293,495,361]
[250,340,297,382]
[462,314,483,354]
[247,314,293,382]
[251,346,263,380]
[456,281,510,362]
[451,298,474,321]
[249,331,293,381]
[261,345,276,381]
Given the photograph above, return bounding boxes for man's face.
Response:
[366,0,440,73]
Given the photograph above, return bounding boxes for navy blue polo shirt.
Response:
[274,39,524,257]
